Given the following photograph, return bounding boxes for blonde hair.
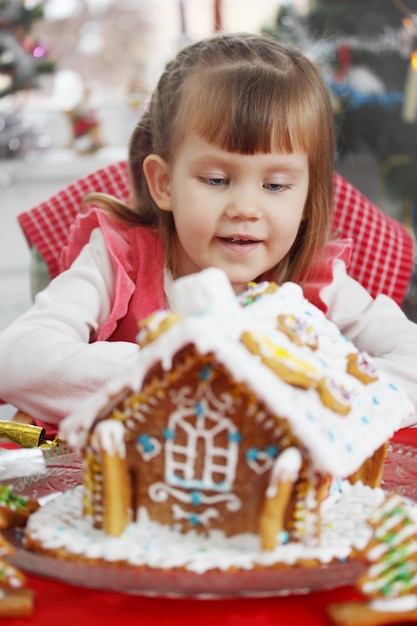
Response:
[85,32,335,285]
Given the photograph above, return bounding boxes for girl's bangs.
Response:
[176,65,314,155]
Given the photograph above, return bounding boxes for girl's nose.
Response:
[225,187,262,221]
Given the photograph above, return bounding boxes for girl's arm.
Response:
[322,259,417,427]
[0,228,139,425]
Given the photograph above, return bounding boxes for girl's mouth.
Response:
[218,236,261,255]
[220,236,259,245]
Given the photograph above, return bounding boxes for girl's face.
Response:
[144,133,309,293]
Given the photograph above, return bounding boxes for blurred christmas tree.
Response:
[265,0,417,318]
[0,0,55,158]
[265,0,417,220]
[0,0,54,97]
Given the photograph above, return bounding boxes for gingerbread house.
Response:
[60,269,413,551]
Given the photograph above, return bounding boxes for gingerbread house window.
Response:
[164,399,240,493]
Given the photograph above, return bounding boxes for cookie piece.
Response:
[317,377,351,415]
[137,311,181,347]
[0,486,39,530]
[347,352,378,385]
[277,314,318,350]
[241,331,318,389]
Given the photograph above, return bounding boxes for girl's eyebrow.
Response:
[264,161,307,175]
[192,152,306,168]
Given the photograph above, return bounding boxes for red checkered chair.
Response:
[18,160,414,306]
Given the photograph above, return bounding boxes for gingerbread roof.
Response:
[60,268,413,478]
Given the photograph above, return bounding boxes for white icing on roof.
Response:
[60,268,413,478]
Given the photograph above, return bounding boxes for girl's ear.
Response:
[143,154,172,212]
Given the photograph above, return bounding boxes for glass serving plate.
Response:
[2,442,416,598]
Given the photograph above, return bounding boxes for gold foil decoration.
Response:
[39,437,63,450]
[0,421,45,448]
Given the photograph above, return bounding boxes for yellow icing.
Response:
[259,336,317,374]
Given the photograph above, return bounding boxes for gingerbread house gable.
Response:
[84,345,312,542]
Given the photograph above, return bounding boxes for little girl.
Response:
[0,32,416,432]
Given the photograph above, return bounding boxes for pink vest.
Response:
[303,238,353,311]
[61,209,166,343]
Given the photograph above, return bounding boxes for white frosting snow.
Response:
[25,481,385,573]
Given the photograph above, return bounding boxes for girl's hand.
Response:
[11,411,35,426]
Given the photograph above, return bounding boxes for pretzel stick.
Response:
[0,589,34,618]
[328,600,417,626]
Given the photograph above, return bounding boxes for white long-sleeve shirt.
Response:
[0,228,416,427]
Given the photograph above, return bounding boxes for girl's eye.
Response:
[200,176,228,187]
[264,183,290,192]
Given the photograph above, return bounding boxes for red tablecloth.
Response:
[8,578,364,626]
[2,427,417,626]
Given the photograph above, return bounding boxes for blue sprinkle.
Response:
[372,396,380,406]
[246,448,259,460]
[265,445,278,458]
[191,491,201,505]
[189,513,202,526]
[389,382,399,391]
[137,434,154,453]
[361,415,369,424]
[199,365,212,381]
[279,530,289,544]
[228,431,241,443]
[163,428,175,440]
[195,402,204,417]
[331,479,343,496]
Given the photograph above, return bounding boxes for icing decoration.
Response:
[246,446,279,475]
[277,314,319,350]
[318,377,351,416]
[161,386,240,492]
[358,493,417,600]
[91,420,126,457]
[0,487,29,513]
[136,434,161,461]
[347,351,379,384]
[266,447,302,498]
